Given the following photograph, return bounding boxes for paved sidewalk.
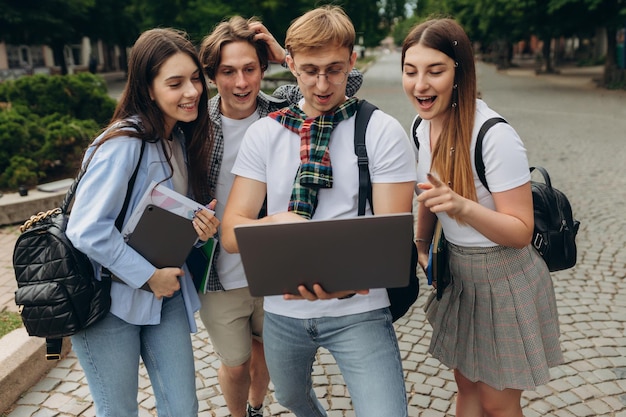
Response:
[0,226,20,315]
[1,54,626,416]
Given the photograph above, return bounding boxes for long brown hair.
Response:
[402,18,478,203]
[100,28,212,200]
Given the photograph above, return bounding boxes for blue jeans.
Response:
[71,292,197,417]
[263,309,408,417]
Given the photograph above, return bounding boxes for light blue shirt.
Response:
[66,125,201,331]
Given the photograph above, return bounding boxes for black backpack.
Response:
[13,140,145,359]
[411,116,580,272]
[354,100,419,322]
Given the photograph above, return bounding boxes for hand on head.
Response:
[249,21,287,64]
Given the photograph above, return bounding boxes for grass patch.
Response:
[0,310,23,338]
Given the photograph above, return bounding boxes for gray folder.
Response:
[234,213,414,296]
[126,204,198,268]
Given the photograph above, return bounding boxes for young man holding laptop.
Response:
[221,5,416,416]
[196,15,363,417]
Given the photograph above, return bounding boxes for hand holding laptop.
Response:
[146,266,185,299]
[283,284,370,301]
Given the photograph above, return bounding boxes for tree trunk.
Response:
[604,27,618,86]
[605,27,617,67]
[51,42,68,75]
[542,38,554,73]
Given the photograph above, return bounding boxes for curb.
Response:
[0,328,70,414]
[0,188,68,227]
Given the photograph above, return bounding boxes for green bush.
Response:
[1,155,41,189]
[37,115,99,179]
[0,73,113,191]
[0,106,45,174]
[0,72,115,125]
[0,109,30,172]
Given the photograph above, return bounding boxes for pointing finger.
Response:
[426,172,444,187]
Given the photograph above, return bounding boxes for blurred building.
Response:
[0,38,125,81]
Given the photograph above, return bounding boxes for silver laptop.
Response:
[234,213,414,297]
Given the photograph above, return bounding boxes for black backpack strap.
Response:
[474,117,508,192]
[410,115,422,150]
[45,338,64,360]
[354,99,378,216]
[115,140,147,230]
[108,140,149,290]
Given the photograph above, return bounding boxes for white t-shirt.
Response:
[165,138,188,196]
[413,99,531,247]
[232,104,417,319]
[215,111,260,289]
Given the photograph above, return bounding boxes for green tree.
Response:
[550,0,626,78]
[83,0,139,50]
[0,0,96,74]
[392,0,455,47]
[126,0,234,42]
[121,0,409,49]
[433,0,625,80]
[435,0,528,68]
[342,0,386,47]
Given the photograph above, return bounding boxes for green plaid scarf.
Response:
[269,98,359,219]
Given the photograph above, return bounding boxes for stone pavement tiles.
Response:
[4,271,626,415]
[2,212,626,416]
[0,225,21,314]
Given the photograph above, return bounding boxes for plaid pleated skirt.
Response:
[424,242,564,391]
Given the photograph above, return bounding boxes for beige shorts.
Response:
[198,287,264,367]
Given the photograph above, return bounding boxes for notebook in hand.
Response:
[126,204,198,268]
[234,213,414,296]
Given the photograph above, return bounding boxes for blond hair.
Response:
[285,5,355,57]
